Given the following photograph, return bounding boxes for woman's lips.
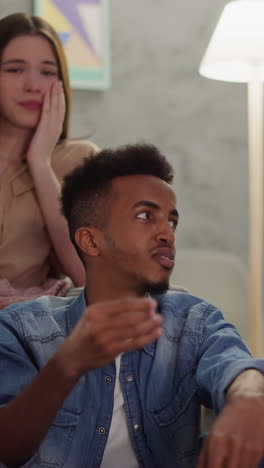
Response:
[152,248,175,269]
[19,101,41,110]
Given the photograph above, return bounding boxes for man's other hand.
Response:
[198,370,264,468]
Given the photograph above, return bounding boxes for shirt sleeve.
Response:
[0,310,39,408]
[195,304,264,413]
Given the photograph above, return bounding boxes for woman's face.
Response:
[0,34,59,130]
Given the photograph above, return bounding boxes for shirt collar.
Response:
[66,288,86,334]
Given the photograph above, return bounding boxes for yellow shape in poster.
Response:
[66,33,101,69]
[42,0,72,32]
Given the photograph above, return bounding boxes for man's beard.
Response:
[103,231,170,296]
[140,279,170,296]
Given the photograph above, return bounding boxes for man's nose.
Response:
[156,222,175,245]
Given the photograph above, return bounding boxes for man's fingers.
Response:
[94,324,163,359]
[68,298,161,372]
[87,297,157,320]
[121,325,163,352]
[198,432,229,468]
[92,307,161,333]
[88,314,162,350]
[225,440,263,468]
[197,439,207,468]
[198,431,263,468]
[225,436,243,468]
[237,442,264,468]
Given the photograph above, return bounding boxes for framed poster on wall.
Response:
[33,0,110,90]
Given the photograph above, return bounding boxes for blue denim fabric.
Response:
[0,290,264,468]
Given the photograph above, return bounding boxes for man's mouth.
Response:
[152,247,175,269]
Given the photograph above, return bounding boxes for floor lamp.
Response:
[199,0,264,357]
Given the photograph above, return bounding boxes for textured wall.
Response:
[0,0,249,265]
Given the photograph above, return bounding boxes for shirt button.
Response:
[105,376,112,383]
[133,423,141,431]
[99,427,106,435]
[126,373,133,382]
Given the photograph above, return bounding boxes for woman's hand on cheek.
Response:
[26,80,66,168]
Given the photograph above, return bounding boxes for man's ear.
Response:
[75,227,101,257]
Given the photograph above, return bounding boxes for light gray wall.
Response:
[1,0,249,265]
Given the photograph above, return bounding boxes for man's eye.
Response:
[169,219,177,231]
[136,211,150,220]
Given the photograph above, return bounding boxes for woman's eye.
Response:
[41,70,58,76]
[136,211,150,220]
[5,68,22,74]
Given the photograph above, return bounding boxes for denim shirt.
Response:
[0,290,264,468]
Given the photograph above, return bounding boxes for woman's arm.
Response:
[26,81,85,286]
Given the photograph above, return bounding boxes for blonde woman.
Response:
[0,13,98,307]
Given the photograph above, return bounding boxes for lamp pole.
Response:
[248,81,263,356]
[199,0,264,357]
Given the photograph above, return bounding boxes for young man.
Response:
[0,143,263,468]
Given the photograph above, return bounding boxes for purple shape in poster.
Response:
[53,0,99,53]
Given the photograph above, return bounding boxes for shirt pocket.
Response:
[31,408,79,467]
[150,369,200,460]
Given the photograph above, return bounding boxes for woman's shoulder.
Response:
[51,138,100,180]
[54,138,99,158]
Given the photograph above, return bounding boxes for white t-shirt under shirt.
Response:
[100,355,139,468]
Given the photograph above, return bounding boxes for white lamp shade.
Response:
[199,0,264,82]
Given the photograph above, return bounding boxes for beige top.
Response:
[0,139,98,289]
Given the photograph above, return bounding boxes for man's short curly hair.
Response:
[61,143,174,261]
